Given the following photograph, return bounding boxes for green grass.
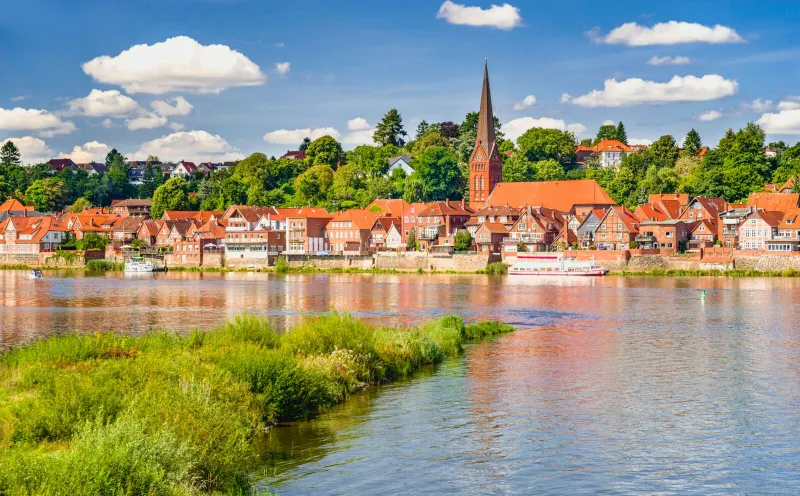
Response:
[478,262,509,275]
[85,260,124,272]
[609,268,800,277]
[0,313,513,495]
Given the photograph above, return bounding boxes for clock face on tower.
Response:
[477,154,483,160]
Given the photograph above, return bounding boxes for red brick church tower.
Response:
[469,61,502,206]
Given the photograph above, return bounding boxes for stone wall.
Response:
[286,255,373,270]
[225,256,272,269]
[375,252,496,272]
[734,253,800,271]
[0,254,40,267]
[203,252,224,268]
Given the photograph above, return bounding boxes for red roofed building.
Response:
[370,215,402,251]
[474,222,507,254]
[0,199,40,221]
[281,150,307,160]
[415,200,474,247]
[503,206,564,254]
[0,216,69,254]
[484,179,616,215]
[747,192,800,213]
[47,158,78,172]
[468,62,503,206]
[400,202,428,242]
[277,207,332,254]
[136,220,163,246]
[575,139,634,168]
[595,205,639,250]
[328,209,378,255]
[170,160,198,178]
[110,199,152,217]
[738,209,783,250]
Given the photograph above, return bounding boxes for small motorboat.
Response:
[28,269,43,279]
[124,257,154,273]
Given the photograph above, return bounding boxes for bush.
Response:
[85,260,123,272]
[483,262,508,275]
[274,256,289,273]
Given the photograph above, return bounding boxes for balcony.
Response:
[417,231,438,240]
[635,235,656,243]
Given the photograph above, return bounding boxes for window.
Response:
[668,243,673,248]
[699,226,705,232]
[480,176,484,190]
[666,231,673,238]
[617,233,622,239]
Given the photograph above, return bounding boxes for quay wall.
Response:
[375,252,497,272]
[286,255,373,270]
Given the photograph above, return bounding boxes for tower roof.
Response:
[476,61,496,154]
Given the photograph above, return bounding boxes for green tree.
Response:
[294,165,334,205]
[298,137,312,152]
[502,154,537,182]
[330,163,365,202]
[373,108,407,147]
[415,120,431,139]
[616,122,628,145]
[722,123,770,201]
[498,140,515,154]
[67,197,92,213]
[413,146,462,201]
[595,124,618,143]
[104,148,123,168]
[406,228,417,251]
[1,140,21,167]
[138,156,164,198]
[609,165,637,205]
[306,136,344,168]
[24,178,66,212]
[346,144,395,178]
[388,167,407,198]
[454,230,472,252]
[683,129,703,156]
[648,135,680,165]
[151,177,191,219]
[534,159,566,181]
[402,174,425,203]
[516,127,576,166]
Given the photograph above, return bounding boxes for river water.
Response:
[1,270,799,494]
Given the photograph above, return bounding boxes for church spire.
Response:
[476,59,496,152]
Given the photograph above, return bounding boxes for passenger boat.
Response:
[508,253,607,276]
[28,269,43,280]
[124,257,154,273]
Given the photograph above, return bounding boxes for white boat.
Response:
[124,258,154,273]
[28,269,43,279]
[508,253,607,276]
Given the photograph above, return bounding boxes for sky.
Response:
[1,0,800,164]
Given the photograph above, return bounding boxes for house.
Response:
[224,226,283,260]
[400,202,428,242]
[127,161,148,185]
[0,199,43,221]
[155,220,194,248]
[223,205,285,231]
[387,155,414,175]
[678,197,728,224]
[595,205,639,250]
[384,223,404,250]
[466,205,520,236]
[368,199,409,217]
[327,209,378,255]
[281,150,307,160]
[636,219,694,252]
[278,207,332,255]
[770,208,800,251]
[110,199,152,217]
[738,210,783,250]
[136,220,163,246]
[765,147,778,158]
[551,224,578,251]
[112,216,145,243]
[747,192,800,212]
[718,207,753,248]
[415,200,474,245]
[0,216,69,255]
[503,206,564,255]
[370,215,401,251]
[474,222,507,253]
[219,161,239,171]
[687,220,717,249]
[170,160,198,178]
[192,219,228,246]
[764,176,795,194]
[483,179,616,214]
[47,158,78,172]
[575,139,635,168]
[575,208,610,248]
[77,162,108,175]
[66,214,123,239]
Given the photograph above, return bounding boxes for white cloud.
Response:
[436,1,523,30]
[102,118,113,128]
[126,114,168,130]
[698,110,723,121]
[571,75,738,107]
[10,96,28,102]
[778,97,800,111]
[629,138,653,146]
[59,141,111,163]
[82,36,267,94]
[151,96,193,117]
[594,21,744,46]
[131,130,243,162]
[757,109,800,134]
[512,94,536,110]
[0,107,76,136]
[347,117,371,131]
[275,62,291,76]
[275,42,285,48]
[504,117,586,141]
[263,127,342,144]
[743,98,773,112]
[602,119,615,126]
[65,89,140,117]
[169,122,185,131]
[342,118,376,146]
[648,55,691,65]
[559,93,571,104]
[0,136,53,163]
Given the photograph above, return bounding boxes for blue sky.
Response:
[1,0,800,164]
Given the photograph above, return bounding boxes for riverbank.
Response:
[0,314,514,495]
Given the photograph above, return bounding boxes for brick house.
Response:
[400,202,428,242]
[415,200,474,246]
[636,219,694,252]
[737,210,783,250]
[112,216,145,243]
[595,205,639,250]
[466,205,520,237]
[370,215,401,251]
[769,208,800,251]
[224,228,283,260]
[110,199,152,217]
[155,220,193,248]
[0,216,69,254]
[678,197,728,224]
[575,208,608,248]
[278,207,332,255]
[474,222,507,253]
[503,206,564,256]
[136,220,163,246]
[687,220,717,249]
[328,209,378,255]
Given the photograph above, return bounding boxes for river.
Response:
[1,270,799,494]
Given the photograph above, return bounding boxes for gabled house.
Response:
[400,202,428,242]
[678,197,727,225]
[197,163,219,175]
[575,139,635,168]
[575,208,608,248]
[474,222,507,253]
[47,158,77,172]
[0,216,69,254]
[504,206,563,254]
[67,214,123,239]
[551,224,578,251]
[384,223,404,250]
[387,155,414,175]
[595,205,639,250]
[112,216,145,243]
[370,215,401,251]
[415,200,474,245]
[328,209,378,255]
[77,162,108,175]
[281,150,306,160]
[170,160,197,178]
[155,220,193,248]
[136,220,163,246]
[636,219,695,252]
[738,210,783,250]
[466,205,520,236]
[110,199,152,217]
[0,199,43,221]
[277,207,332,255]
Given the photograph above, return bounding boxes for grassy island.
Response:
[0,314,513,495]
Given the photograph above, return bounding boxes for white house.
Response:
[385,223,403,250]
[387,155,414,175]
[170,160,198,178]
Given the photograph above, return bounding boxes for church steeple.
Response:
[469,60,502,206]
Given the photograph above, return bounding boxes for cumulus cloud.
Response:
[593,21,744,46]
[151,96,193,117]
[82,36,267,94]
[648,55,691,65]
[10,96,28,102]
[102,118,113,128]
[0,107,76,136]
[559,93,571,104]
[347,117,371,131]
[503,117,586,141]
[0,136,53,163]
[342,118,376,146]
[169,122,185,131]
[698,110,723,121]
[757,109,800,134]
[263,127,342,144]
[131,130,243,162]
[778,97,800,111]
[65,89,140,117]
[59,141,112,163]
[126,114,168,130]
[629,138,653,146]
[275,62,291,76]
[512,95,536,110]
[571,75,738,107]
[743,98,773,113]
[602,119,615,125]
[436,1,523,30]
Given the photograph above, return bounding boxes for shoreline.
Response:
[0,314,514,494]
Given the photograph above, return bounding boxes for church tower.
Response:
[469,61,502,206]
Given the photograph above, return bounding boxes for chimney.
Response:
[461,199,465,209]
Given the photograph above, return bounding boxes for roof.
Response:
[417,200,474,217]
[331,209,378,230]
[162,211,200,221]
[478,222,508,234]
[649,193,689,206]
[603,205,639,234]
[691,219,716,233]
[475,62,497,160]
[114,216,145,233]
[281,150,307,160]
[687,197,728,217]
[372,216,400,231]
[779,208,800,229]
[195,219,227,239]
[278,207,332,219]
[0,199,35,213]
[47,158,76,171]
[223,205,283,223]
[590,139,634,154]
[139,219,163,237]
[743,209,784,228]
[111,199,152,208]
[553,225,578,245]
[635,204,668,223]
[163,219,194,236]
[368,199,409,217]
[77,162,108,174]
[747,193,800,212]
[473,205,521,217]
[12,216,67,243]
[484,180,616,213]
[388,155,414,166]
[402,202,429,217]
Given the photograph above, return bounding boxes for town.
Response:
[1,64,799,273]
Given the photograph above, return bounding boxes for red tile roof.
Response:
[479,222,508,234]
[281,150,307,160]
[747,193,800,212]
[485,180,616,213]
[331,209,378,230]
[368,199,409,217]
[417,200,474,217]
